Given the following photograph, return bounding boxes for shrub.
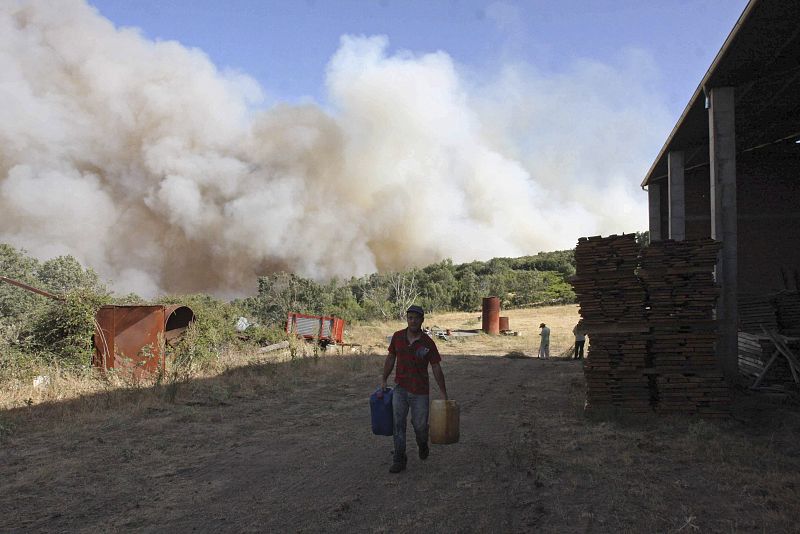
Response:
[25,288,111,367]
[157,293,244,365]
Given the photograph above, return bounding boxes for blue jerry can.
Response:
[370,387,394,436]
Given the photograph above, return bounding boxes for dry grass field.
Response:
[2,305,800,532]
[0,305,580,414]
[348,304,582,358]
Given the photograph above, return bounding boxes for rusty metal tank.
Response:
[93,305,194,375]
[481,296,500,335]
[499,316,510,332]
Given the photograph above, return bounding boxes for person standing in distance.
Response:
[538,322,551,359]
[381,305,447,474]
[573,320,586,360]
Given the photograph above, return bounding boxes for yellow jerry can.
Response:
[430,399,460,444]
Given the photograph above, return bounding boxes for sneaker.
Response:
[418,443,429,460]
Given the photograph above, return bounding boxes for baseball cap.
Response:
[406,305,425,317]
[539,323,546,327]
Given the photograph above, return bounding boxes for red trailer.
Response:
[286,312,345,345]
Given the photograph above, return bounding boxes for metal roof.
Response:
[641,0,800,187]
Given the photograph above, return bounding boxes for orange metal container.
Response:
[481,297,500,335]
[499,316,510,331]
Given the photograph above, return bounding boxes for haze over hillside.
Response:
[0,0,669,296]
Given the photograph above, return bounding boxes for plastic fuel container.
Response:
[370,387,394,436]
[430,399,460,444]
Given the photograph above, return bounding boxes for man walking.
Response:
[382,305,447,474]
[538,322,550,359]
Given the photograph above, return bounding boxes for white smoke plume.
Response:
[0,0,671,297]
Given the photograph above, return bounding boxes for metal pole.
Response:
[0,276,63,301]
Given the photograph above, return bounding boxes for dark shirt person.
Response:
[381,305,447,473]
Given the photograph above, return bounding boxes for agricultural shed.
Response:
[641,0,800,380]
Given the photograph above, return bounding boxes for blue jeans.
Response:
[392,385,429,463]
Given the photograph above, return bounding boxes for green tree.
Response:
[158,293,245,363]
[253,272,326,324]
[37,255,104,294]
[418,260,457,312]
[635,230,650,249]
[0,244,42,325]
[26,288,111,367]
[453,269,480,310]
[357,273,394,320]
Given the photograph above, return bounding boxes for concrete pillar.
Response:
[648,182,662,242]
[708,86,738,380]
[668,151,686,241]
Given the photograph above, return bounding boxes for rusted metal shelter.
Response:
[0,276,194,375]
[94,305,195,375]
[641,0,800,380]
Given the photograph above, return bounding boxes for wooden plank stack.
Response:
[738,332,766,377]
[582,333,652,413]
[638,239,720,324]
[572,234,646,329]
[640,239,730,416]
[654,374,730,416]
[737,331,797,384]
[757,336,797,384]
[737,292,800,389]
[738,294,779,333]
[573,234,652,414]
[774,291,800,335]
[573,235,731,416]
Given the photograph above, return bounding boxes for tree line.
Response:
[238,251,577,325]
[1,242,576,371]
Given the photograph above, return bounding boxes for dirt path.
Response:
[2,353,799,533]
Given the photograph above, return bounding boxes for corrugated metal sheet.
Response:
[286,312,345,344]
[295,316,325,337]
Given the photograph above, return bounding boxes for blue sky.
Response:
[89,0,749,118]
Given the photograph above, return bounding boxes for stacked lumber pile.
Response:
[581,333,652,413]
[739,294,779,333]
[572,234,646,328]
[639,239,730,416]
[573,235,731,416]
[774,291,800,335]
[738,292,800,388]
[738,332,766,378]
[638,239,720,325]
[573,234,651,413]
[738,332,797,384]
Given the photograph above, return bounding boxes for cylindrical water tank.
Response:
[482,296,500,335]
[499,316,510,332]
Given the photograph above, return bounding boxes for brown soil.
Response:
[2,350,800,533]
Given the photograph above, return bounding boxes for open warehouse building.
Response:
[642,0,800,381]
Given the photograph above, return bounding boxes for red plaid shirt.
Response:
[388,329,441,395]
